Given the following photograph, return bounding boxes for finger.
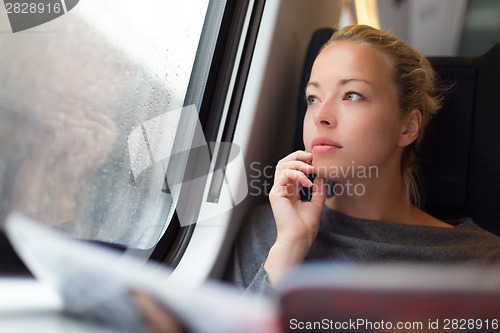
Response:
[272,170,315,202]
[277,150,313,164]
[310,176,327,205]
[275,160,315,175]
[276,169,314,187]
[129,290,185,333]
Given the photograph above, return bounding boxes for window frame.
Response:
[148,0,266,267]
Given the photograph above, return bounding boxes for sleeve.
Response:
[224,204,278,296]
[242,263,278,298]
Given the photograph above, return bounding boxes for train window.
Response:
[459,0,500,56]
[0,0,224,255]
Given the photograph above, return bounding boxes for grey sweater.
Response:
[225,204,500,296]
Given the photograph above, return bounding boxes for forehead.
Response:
[310,40,394,83]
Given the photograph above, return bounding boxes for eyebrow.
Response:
[306,78,373,91]
[338,78,373,86]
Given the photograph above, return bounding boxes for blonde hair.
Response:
[322,25,442,206]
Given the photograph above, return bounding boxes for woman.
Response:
[226,24,500,294]
[133,25,500,332]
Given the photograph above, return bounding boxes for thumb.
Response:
[310,176,327,206]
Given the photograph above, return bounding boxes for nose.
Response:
[313,98,337,127]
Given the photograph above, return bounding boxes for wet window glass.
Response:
[0,0,210,249]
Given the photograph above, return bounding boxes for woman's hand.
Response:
[130,290,186,333]
[265,151,327,284]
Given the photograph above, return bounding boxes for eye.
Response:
[306,95,320,105]
[344,91,363,102]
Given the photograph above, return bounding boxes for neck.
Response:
[325,164,415,224]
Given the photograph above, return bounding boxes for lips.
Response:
[311,136,342,154]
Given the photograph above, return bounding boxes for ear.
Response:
[398,109,422,147]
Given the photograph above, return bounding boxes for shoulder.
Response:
[233,203,278,261]
[410,209,500,245]
[225,203,277,287]
[453,217,500,240]
[406,207,455,228]
[428,215,500,261]
[239,203,276,237]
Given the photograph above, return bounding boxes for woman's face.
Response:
[303,40,405,181]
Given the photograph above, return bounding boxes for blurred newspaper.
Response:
[4,212,281,333]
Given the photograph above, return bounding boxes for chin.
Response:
[312,155,360,180]
[312,156,338,179]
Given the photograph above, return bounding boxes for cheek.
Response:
[360,120,392,139]
[302,114,314,150]
[355,108,401,143]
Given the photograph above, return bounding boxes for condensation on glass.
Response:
[0,0,209,249]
